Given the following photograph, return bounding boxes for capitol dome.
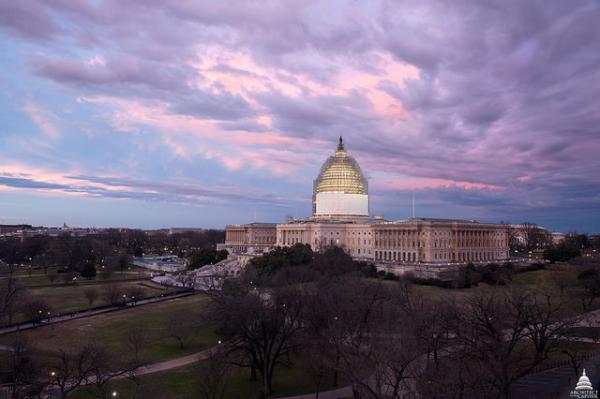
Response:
[312,137,369,218]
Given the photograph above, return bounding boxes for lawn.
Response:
[1,279,179,326]
[70,354,344,399]
[25,280,172,314]
[0,266,151,288]
[0,294,217,368]
[404,263,599,317]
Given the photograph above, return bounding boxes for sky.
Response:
[0,0,599,233]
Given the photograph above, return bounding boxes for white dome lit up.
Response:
[312,137,369,219]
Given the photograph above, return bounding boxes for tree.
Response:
[577,268,600,310]
[102,283,122,305]
[213,285,305,395]
[197,345,231,399]
[520,222,551,252]
[49,345,97,399]
[6,333,43,398]
[249,243,313,281]
[564,232,591,251]
[99,264,113,280]
[452,288,577,399]
[0,263,24,325]
[544,242,581,263]
[85,325,148,399]
[119,252,131,272]
[306,278,420,399]
[20,299,51,324]
[161,309,201,349]
[126,286,144,305]
[81,262,97,280]
[84,288,99,307]
[61,270,76,284]
[188,247,228,270]
[48,269,59,283]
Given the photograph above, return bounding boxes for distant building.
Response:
[224,223,277,254]
[224,138,509,266]
[552,232,566,245]
[168,227,208,234]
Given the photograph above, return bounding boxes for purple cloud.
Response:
[0,0,599,231]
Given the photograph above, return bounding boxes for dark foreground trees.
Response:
[212,253,584,399]
[212,283,304,396]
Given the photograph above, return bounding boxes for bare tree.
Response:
[85,325,148,399]
[453,287,577,399]
[326,279,432,399]
[84,287,99,307]
[61,270,76,285]
[161,309,199,349]
[102,283,122,305]
[6,334,44,398]
[126,286,144,305]
[20,299,51,324]
[212,284,305,396]
[49,345,97,399]
[99,264,113,280]
[520,222,551,252]
[197,346,231,399]
[0,263,24,325]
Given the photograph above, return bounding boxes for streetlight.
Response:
[112,392,118,397]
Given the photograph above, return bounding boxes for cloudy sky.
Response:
[1,0,599,232]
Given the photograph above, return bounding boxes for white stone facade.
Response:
[225,218,509,265]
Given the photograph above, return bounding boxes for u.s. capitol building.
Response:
[225,138,509,267]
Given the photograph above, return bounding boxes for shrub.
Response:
[520,262,545,272]
[384,272,399,281]
[411,277,453,289]
[544,243,581,263]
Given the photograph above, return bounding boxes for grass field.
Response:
[1,279,178,326]
[0,294,217,368]
[0,266,150,287]
[25,279,172,314]
[70,355,344,399]
[406,263,599,317]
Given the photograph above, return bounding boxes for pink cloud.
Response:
[23,100,61,140]
[371,174,503,192]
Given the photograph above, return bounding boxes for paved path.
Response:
[0,291,194,336]
[278,386,353,399]
[126,349,214,378]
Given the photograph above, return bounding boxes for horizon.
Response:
[1,1,600,233]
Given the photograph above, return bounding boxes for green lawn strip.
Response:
[405,265,600,317]
[0,295,217,368]
[2,280,174,325]
[70,354,344,399]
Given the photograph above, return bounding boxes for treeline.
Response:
[0,229,225,266]
[247,243,376,286]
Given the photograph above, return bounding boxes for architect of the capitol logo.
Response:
[570,369,598,399]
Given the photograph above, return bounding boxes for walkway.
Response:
[0,291,194,335]
[278,386,353,399]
